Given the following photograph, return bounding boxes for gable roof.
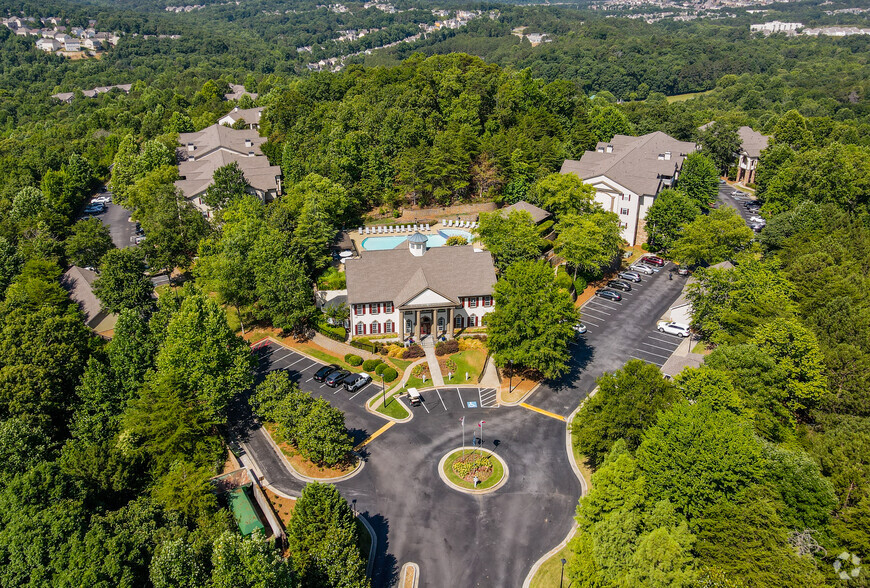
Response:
[345,246,497,305]
[501,200,551,224]
[61,266,118,333]
[220,106,263,125]
[560,132,696,196]
[738,126,770,159]
[225,84,258,102]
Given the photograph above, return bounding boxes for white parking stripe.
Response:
[648,335,682,345]
[581,320,600,328]
[285,357,306,369]
[639,342,677,354]
[629,355,664,366]
[305,377,313,382]
[633,347,671,360]
[583,304,612,315]
[581,310,610,321]
[436,389,448,411]
[419,399,430,413]
[456,388,464,406]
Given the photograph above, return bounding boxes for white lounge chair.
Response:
[359,227,364,234]
[424,223,429,231]
[380,226,385,234]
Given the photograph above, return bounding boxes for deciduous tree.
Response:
[94,247,155,314]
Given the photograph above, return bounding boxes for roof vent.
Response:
[245,138,252,147]
[187,142,195,152]
[605,144,613,153]
[664,151,671,160]
[248,151,255,157]
[597,146,604,153]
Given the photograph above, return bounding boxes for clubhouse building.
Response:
[344,234,497,341]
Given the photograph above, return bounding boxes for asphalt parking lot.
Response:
[409,386,499,413]
[80,192,136,250]
[718,184,759,227]
[532,259,687,416]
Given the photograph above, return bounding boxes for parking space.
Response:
[629,330,685,367]
[252,340,386,444]
[411,386,499,414]
[577,264,662,336]
[718,185,762,230]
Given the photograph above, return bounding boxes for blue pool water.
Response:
[361,230,473,251]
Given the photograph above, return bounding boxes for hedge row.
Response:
[344,354,363,366]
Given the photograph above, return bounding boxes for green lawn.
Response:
[444,349,487,383]
[665,89,714,103]
[355,517,372,562]
[530,544,572,588]
[443,449,505,490]
[376,394,409,419]
[389,357,412,372]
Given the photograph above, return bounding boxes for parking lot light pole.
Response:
[560,558,567,588]
[381,375,386,407]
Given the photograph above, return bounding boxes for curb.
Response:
[400,562,420,588]
[437,447,509,495]
[357,513,378,578]
[498,380,543,406]
[258,420,366,484]
[366,389,414,424]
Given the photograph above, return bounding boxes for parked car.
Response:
[595,289,622,302]
[92,195,111,205]
[314,364,339,382]
[750,222,765,232]
[749,216,766,224]
[84,204,105,215]
[675,266,691,276]
[731,190,747,197]
[618,271,642,283]
[574,323,587,335]
[325,369,351,387]
[343,372,371,392]
[642,255,665,267]
[657,321,691,337]
[629,263,655,275]
[607,279,632,291]
[134,235,147,245]
[718,179,727,185]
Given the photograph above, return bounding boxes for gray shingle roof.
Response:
[502,200,551,224]
[738,126,770,159]
[345,246,497,306]
[61,266,117,332]
[560,132,697,196]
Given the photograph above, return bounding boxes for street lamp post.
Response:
[508,359,513,394]
[381,374,386,407]
[560,558,567,588]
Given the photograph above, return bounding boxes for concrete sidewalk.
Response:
[311,332,379,361]
[422,343,445,387]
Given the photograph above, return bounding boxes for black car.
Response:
[595,289,622,302]
[343,372,372,393]
[325,369,351,387]
[314,364,340,382]
[607,279,632,291]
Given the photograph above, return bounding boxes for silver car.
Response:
[618,271,642,283]
[629,264,655,275]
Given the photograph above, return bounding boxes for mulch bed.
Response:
[451,451,494,483]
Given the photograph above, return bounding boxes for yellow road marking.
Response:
[355,421,395,450]
[519,403,567,422]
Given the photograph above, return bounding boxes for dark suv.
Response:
[314,364,339,382]
[607,280,632,291]
[595,289,622,302]
[343,373,372,393]
[325,369,351,387]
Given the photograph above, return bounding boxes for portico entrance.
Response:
[421,315,432,336]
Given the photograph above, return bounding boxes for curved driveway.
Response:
[237,263,686,586]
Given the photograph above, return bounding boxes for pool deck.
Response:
[349,220,479,254]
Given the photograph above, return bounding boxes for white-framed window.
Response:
[469,297,478,308]
[355,304,365,316]
[369,303,379,314]
[454,315,464,328]
[384,320,394,333]
[438,317,445,331]
[370,321,380,334]
[469,315,478,327]
[483,295,493,307]
[384,302,393,313]
[620,222,628,229]
[620,208,630,215]
[622,194,631,201]
[405,318,413,334]
[355,323,366,335]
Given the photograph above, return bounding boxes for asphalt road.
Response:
[717,184,760,228]
[240,341,581,588]
[529,260,688,417]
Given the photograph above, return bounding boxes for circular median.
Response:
[438,447,508,494]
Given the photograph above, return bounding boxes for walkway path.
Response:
[421,338,445,386]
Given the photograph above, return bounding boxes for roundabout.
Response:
[438,447,509,494]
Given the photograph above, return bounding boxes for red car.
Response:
[642,255,665,267]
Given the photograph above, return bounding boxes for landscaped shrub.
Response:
[458,336,487,351]
[375,362,388,375]
[435,340,459,356]
[345,354,363,366]
[452,454,492,478]
[554,266,573,292]
[385,344,405,358]
[316,266,346,290]
[402,344,425,359]
[362,359,382,372]
[641,242,650,251]
[573,277,587,293]
[445,358,457,372]
[381,367,398,382]
[445,235,468,246]
[350,339,378,353]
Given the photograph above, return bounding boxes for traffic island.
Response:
[438,447,508,495]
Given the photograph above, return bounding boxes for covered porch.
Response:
[399,305,459,342]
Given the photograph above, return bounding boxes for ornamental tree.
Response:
[486,260,577,378]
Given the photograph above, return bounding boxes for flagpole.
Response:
[460,416,465,457]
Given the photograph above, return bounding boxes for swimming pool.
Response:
[361,229,473,251]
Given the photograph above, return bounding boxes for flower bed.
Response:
[442,449,505,490]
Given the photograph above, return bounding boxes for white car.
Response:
[629,264,655,275]
[574,323,587,335]
[657,321,691,337]
[92,195,111,204]
[749,216,765,224]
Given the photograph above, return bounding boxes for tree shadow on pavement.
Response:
[365,512,398,588]
[544,336,595,393]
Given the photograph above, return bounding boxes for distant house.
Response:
[36,38,61,52]
[736,126,770,184]
[218,106,264,130]
[224,83,258,102]
[51,92,75,104]
[63,39,81,51]
[500,200,552,225]
[61,266,118,336]
[560,131,696,246]
[176,124,283,218]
